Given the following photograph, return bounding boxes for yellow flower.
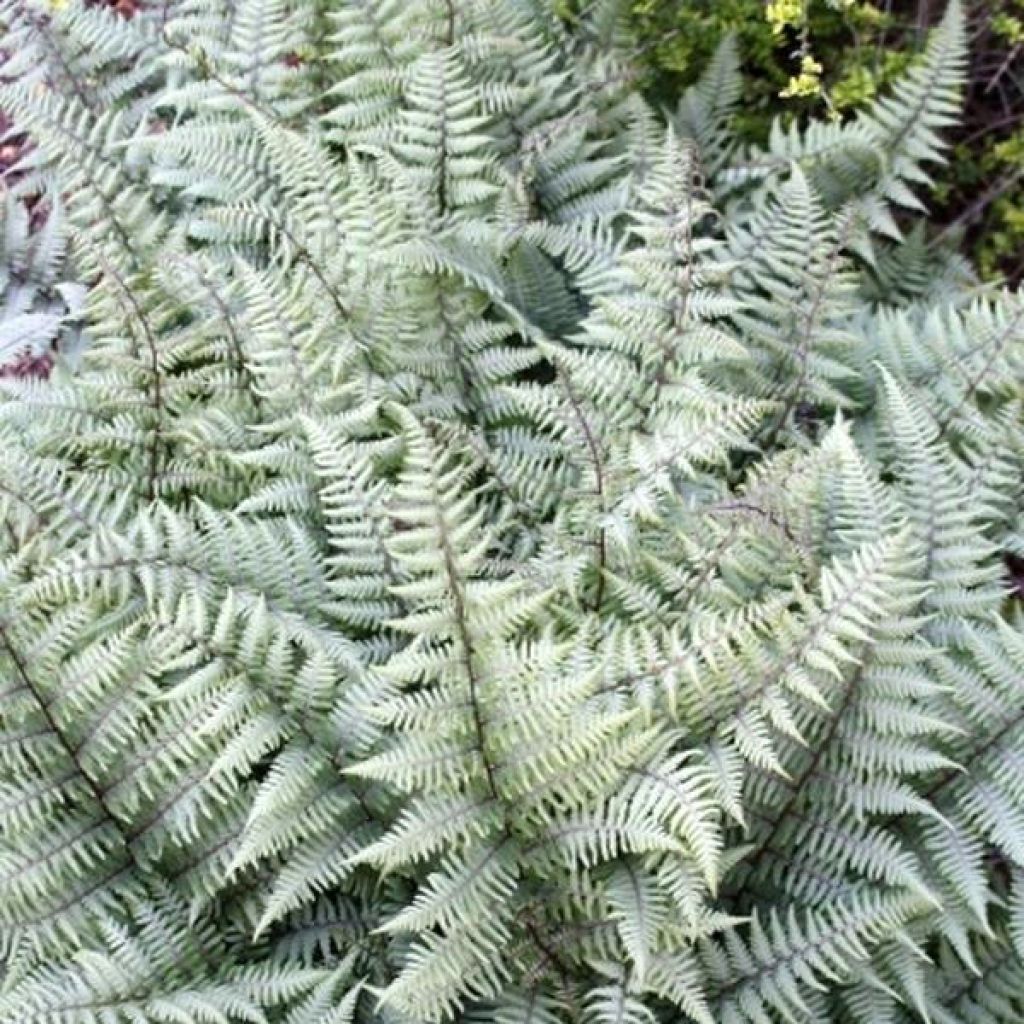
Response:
[780,55,823,99]
[766,0,806,35]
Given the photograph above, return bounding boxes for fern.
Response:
[2,1,1023,1022]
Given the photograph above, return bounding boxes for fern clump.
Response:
[1,1,1023,1022]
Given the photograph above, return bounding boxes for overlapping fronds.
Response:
[2,2,1022,1022]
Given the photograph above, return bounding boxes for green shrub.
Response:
[2,1,1024,1022]
[628,0,1024,284]
[626,1,902,117]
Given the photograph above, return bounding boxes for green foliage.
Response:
[627,0,1024,284]
[627,0,897,120]
[1,1,1024,1023]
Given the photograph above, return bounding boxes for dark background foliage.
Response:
[624,0,1024,284]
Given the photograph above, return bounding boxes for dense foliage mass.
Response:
[625,0,1024,284]
[1,1,1024,1022]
